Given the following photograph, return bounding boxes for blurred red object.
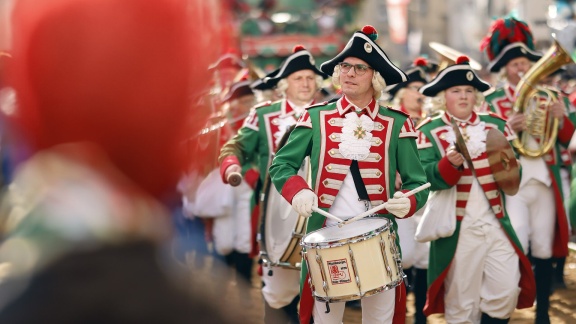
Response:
[7,0,227,198]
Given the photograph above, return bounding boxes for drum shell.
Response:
[302,218,403,302]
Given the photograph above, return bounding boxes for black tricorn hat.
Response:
[264,45,327,87]
[486,42,541,73]
[221,79,254,102]
[420,56,491,97]
[480,17,541,73]
[320,25,407,86]
[386,57,429,98]
[251,68,279,90]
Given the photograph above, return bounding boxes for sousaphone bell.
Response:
[429,42,483,71]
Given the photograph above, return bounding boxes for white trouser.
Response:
[444,222,520,323]
[505,179,556,258]
[212,180,253,255]
[397,209,429,269]
[312,288,396,324]
[396,217,416,268]
[261,264,300,309]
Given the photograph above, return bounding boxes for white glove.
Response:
[291,189,318,217]
[386,191,411,218]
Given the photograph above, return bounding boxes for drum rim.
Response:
[301,217,391,249]
[311,277,404,303]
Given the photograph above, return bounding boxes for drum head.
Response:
[264,182,301,262]
[303,218,390,245]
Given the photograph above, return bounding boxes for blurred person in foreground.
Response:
[0,0,234,323]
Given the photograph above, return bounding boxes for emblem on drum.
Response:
[327,259,352,284]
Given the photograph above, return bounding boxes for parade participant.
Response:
[386,56,430,324]
[481,17,575,323]
[387,57,429,125]
[0,0,236,323]
[209,49,247,97]
[196,79,258,304]
[416,56,535,323]
[269,25,429,324]
[219,45,327,324]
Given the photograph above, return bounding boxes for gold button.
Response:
[323,180,329,186]
[494,206,501,213]
[375,139,381,144]
[328,165,332,170]
[376,171,381,176]
[378,187,383,192]
[331,135,336,139]
[376,155,381,161]
[320,196,325,201]
[330,150,335,155]
[378,125,383,129]
[330,120,335,124]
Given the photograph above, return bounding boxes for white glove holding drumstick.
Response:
[291,189,318,217]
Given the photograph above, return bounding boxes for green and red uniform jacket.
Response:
[415,111,536,316]
[485,85,575,257]
[269,96,429,324]
[219,99,306,257]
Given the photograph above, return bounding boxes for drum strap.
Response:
[350,160,370,205]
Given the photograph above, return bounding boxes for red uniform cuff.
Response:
[403,190,418,217]
[220,155,240,183]
[282,175,311,203]
[438,156,462,186]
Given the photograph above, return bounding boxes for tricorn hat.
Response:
[480,17,542,73]
[264,45,327,87]
[386,57,429,98]
[420,56,491,96]
[208,49,246,71]
[250,68,279,90]
[221,79,254,102]
[320,25,407,86]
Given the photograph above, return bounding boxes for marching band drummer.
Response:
[268,25,429,324]
[219,45,327,324]
[386,57,430,324]
[480,17,576,323]
[415,56,535,323]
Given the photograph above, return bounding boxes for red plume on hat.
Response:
[361,25,378,41]
[456,56,470,64]
[480,17,536,61]
[413,57,428,67]
[293,44,306,53]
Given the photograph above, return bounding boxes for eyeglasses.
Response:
[338,62,373,76]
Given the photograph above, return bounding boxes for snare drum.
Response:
[301,218,403,303]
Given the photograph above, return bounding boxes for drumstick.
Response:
[339,182,431,226]
[311,207,343,223]
[227,172,243,187]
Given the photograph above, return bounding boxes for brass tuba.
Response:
[511,36,575,157]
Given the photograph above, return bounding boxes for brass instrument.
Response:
[429,42,483,71]
[511,36,575,157]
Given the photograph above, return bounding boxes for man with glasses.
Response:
[269,25,429,324]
